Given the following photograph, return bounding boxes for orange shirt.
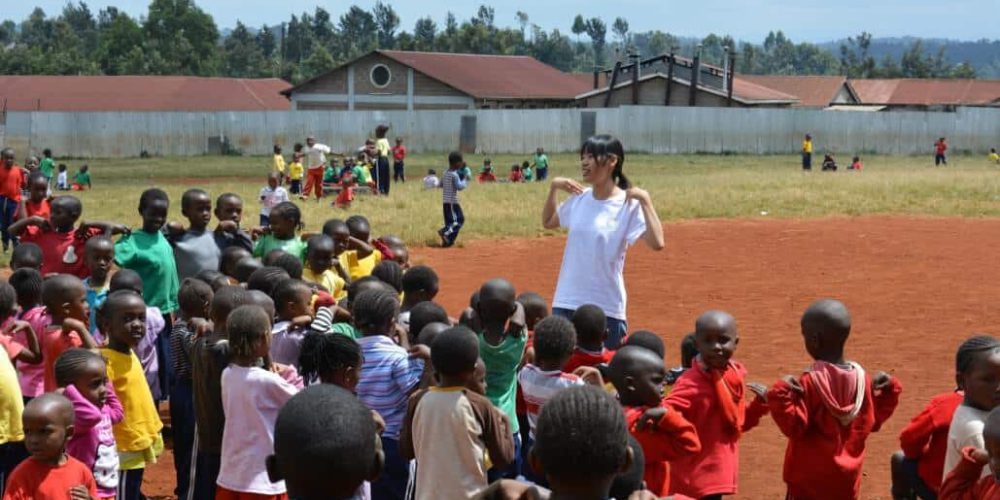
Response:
[2,456,98,500]
[0,166,25,202]
[42,326,82,391]
[24,199,51,219]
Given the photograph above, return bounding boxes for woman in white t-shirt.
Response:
[541,135,665,348]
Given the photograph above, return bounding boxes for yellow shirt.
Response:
[376,138,391,157]
[288,161,304,180]
[990,152,999,164]
[0,354,23,443]
[101,348,163,453]
[302,267,347,301]
[273,154,286,174]
[802,140,813,154]
[338,250,382,281]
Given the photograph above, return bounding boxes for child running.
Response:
[943,335,1000,482]
[439,152,468,248]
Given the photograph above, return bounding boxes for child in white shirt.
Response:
[259,172,289,227]
[422,169,440,190]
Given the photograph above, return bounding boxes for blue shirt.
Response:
[356,335,424,439]
[82,277,108,333]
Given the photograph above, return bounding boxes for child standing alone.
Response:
[259,173,289,228]
[438,152,467,248]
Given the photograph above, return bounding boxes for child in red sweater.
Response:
[939,405,1000,499]
[892,390,963,499]
[768,299,902,500]
[665,310,769,499]
[563,304,614,373]
[608,345,701,497]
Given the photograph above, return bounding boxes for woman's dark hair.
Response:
[581,134,630,190]
[375,124,389,139]
[271,201,303,230]
[956,335,1000,374]
[372,261,404,293]
[54,348,105,388]
[299,332,362,382]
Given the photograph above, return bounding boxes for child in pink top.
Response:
[9,268,49,399]
[54,348,124,499]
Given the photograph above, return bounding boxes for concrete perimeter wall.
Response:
[3,106,999,158]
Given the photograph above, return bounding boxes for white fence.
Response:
[3,106,999,158]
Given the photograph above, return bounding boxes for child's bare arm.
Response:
[7,215,46,236]
[63,318,99,349]
[7,321,40,364]
[348,237,374,258]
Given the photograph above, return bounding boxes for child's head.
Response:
[54,348,108,408]
[622,330,665,360]
[221,246,252,279]
[227,304,273,362]
[194,270,230,291]
[580,134,629,190]
[270,251,304,280]
[395,137,403,145]
[248,290,276,322]
[109,268,143,296]
[853,156,860,163]
[215,193,244,226]
[609,345,666,407]
[522,160,530,169]
[210,285,249,331]
[41,274,88,324]
[306,235,336,275]
[401,265,439,304]
[517,292,549,331]
[97,290,146,351]
[571,304,607,350]
[537,147,544,155]
[274,279,313,322]
[980,406,1000,479]
[26,156,38,169]
[49,196,83,232]
[84,236,115,284]
[233,257,263,284]
[679,333,697,368]
[694,310,739,370]
[372,261,403,294]
[530,386,632,497]
[533,316,577,371]
[247,267,291,298]
[0,282,15,322]
[609,435,646,500]
[427,169,436,176]
[9,268,42,309]
[993,148,998,154]
[138,188,169,233]
[269,202,303,239]
[58,164,66,173]
[345,215,371,242]
[79,164,88,173]
[10,242,43,271]
[416,322,449,347]
[268,385,383,499]
[511,164,520,172]
[274,144,282,155]
[800,299,851,362]
[43,148,52,159]
[476,278,516,326]
[484,159,492,167]
[430,326,480,386]
[267,172,280,189]
[299,332,362,389]
[321,219,350,255]
[375,124,389,139]
[468,358,487,395]
[956,335,1000,412]
[0,148,14,167]
[22,393,75,465]
[408,301,449,341]
[352,288,399,336]
[178,278,213,321]
[448,151,463,169]
[805,134,811,140]
[27,171,47,202]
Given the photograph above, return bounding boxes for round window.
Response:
[370,64,391,88]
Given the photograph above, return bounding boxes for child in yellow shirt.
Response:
[302,235,349,301]
[272,145,286,185]
[341,216,382,280]
[989,148,999,165]
[288,148,304,195]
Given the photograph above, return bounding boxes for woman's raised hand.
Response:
[551,177,584,195]
[624,186,652,206]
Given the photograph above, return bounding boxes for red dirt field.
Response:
[143,215,1000,499]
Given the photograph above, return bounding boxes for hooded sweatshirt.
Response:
[767,360,902,500]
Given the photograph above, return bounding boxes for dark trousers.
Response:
[371,436,408,500]
[393,161,405,182]
[170,380,195,500]
[0,441,28,498]
[536,167,548,181]
[289,179,301,194]
[0,197,18,250]
[190,450,221,500]
[118,467,145,500]
[441,203,464,247]
[377,157,391,195]
[487,433,522,482]
[802,152,812,170]
[935,153,947,166]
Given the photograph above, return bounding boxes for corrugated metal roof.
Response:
[0,76,291,111]
[850,79,1000,106]
[740,75,851,107]
[731,78,800,102]
[576,73,799,105]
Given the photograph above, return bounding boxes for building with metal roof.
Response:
[849,78,1000,110]
[739,75,858,108]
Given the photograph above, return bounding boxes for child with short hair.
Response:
[270,279,314,367]
[302,235,348,301]
[563,304,615,372]
[422,169,439,189]
[0,147,26,253]
[38,148,55,185]
[252,201,306,260]
[20,172,50,220]
[55,164,69,190]
[97,290,164,500]
[166,188,220,281]
[220,246,251,282]
[216,305,300,500]
[400,326,515,500]
[478,159,497,183]
[509,164,524,183]
[891,389,963,499]
[990,148,999,165]
[439,152,468,248]
[532,147,550,181]
[822,153,838,171]
[272,144,286,185]
[522,160,534,182]
[392,137,406,183]
[40,275,97,392]
[107,270,166,403]
[850,156,863,171]
[398,265,439,333]
[288,148,304,195]
[942,335,1000,483]
[83,236,114,334]
[9,243,42,272]
[518,316,589,440]
[935,137,948,166]
[54,348,124,499]
[939,405,1000,498]
[71,165,91,191]
[3,393,98,500]
[9,268,48,401]
[405,301,450,346]
[213,192,253,253]
[768,299,902,500]
[259,173,289,228]
[11,196,122,278]
[623,330,667,359]
[339,215,382,280]
[665,310,770,499]
[114,188,180,322]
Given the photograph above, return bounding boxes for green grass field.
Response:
[62,152,1000,250]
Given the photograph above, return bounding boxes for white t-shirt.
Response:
[423,175,440,189]
[943,403,990,482]
[552,188,646,320]
[217,365,299,495]
[259,186,289,216]
[305,143,331,170]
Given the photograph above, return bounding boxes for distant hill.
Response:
[819,37,1000,78]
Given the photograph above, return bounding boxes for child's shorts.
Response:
[215,486,288,500]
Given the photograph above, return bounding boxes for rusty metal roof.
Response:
[850,79,1000,106]
[0,76,291,112]
[740,75,853,107]
[576,73,798,105]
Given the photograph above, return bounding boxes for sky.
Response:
[7,0,998,43]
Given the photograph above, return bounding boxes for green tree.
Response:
[571,15,586,41]
[311,7,334,47]
[222,21,265,77]
[143,0,219,75]
[584,18,607,67]
[96,8,143,74]
[301,44,335,81]
[612,17,629,51]
[413,17,436,51]
[339,6,376,59]
[373,2,400,48]
[839,31,875,78]
[257,25,276,59]
[515,11,529,38]
[61,2,98,54]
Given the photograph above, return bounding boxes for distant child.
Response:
[302,235,349,301]
[609,346,701,496]
[942,335,1000,483]
[822,154,838,171]
[340,216,382,280]
[55,164,69,191]
[20,172,50,220]
[802,134,813,170]
[422,169,440,189]
[3,394,98,499]
[891,389,963,499]
[938,405,1000,498]
[11,195,121,278]
[9,242,42,272]
[439,152,468,248]
[990,148,999,165]
[935,137,948,166]
[38,148,55,185]
[54,348,124,499]
[269,279,314,367]
[398,265,440,333]
[9,268,48,401]
[522,160,533,182]
[216,305,300,500]
[253,201,306,260]
[509,164,524,183]
[259,172,289,228]
[355,287,429,499]
[288,147,304,195]
[97,290,164,500]
[374,125,392,195]
[272,144,286,185]
[768,299,902,500]
[114,188,180,322]
[400,327,515,500]
[664,311,770,498]
[532,147,550,181]
[563,304,614,373]
[71,165,91,191]
[850,156,863,171]
[0,148,26,252]
[40,275,97,392]
[83,236,114,333]
[479,160,497,183]
[303,136,332,202]
[392,137,407,183]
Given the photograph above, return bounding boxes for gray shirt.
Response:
[172,228,222,281]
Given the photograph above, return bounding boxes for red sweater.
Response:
[665,360,769,497]
[623,404,701,497]
[939,446,1000,500]
[767,365,902,500]
[562,346,615,373]
[900,391,964,494]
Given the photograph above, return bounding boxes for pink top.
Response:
[64,383,124,498]
[217,365,299,495]
[15,306,49,397]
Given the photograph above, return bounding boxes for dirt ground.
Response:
[144,215,1000,499]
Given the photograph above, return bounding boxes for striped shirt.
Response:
[357,335,425,439]
[442,169,466,204]
[517,364,584,440]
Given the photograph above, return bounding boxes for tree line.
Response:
[0,0,985,83]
